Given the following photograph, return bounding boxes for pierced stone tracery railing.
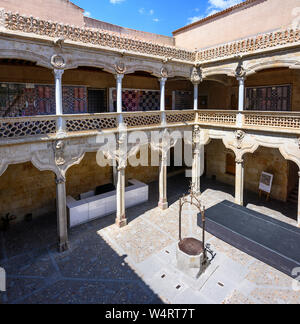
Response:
[1,10,300,65]
[0,116,57,138]
[1,10,196,63]
[65,114,118,133]
[197,29,300,62]
[243,111,300,130]
[197,111,237,125]
[1,110,300,142]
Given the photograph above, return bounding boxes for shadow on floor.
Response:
[0,173,296,304]
[0,212,163,304]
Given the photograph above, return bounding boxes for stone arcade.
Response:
[0,0,299,255]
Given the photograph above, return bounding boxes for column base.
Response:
[116,217,128,228]
[56,130,67,139]
[58,241,69,253]
[235,199,244,206]
[158,200,168,210]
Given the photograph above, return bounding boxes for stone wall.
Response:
[0,162,56,222]
[205,140,289,201]
[0,153,113,223]
[66,152,113,199]
[0,0,85,27]
[0,150,160,223]
[173,0,300,50]
[200,68,300,111]
[84,17,175,47]
[1,64,299,112]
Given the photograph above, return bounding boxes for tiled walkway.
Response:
[0,175,299,304]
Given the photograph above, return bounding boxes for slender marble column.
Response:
[115,73,124,126]
[54,69,65,136]
[193,83,199,111]
[56,176,69,252]
[116,166,127,227]
[160,77,167,125]
[158,152,168,210]
[237,76,245,128]
[235,158,244,206]
[298,171,300,227]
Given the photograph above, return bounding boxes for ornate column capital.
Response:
[235,61,246,81]
[159,77,168,84]
[235,158,244,165]
[55,175,66,185]
[114,61,127,75]
[115,73,124,82]
[51,55,66,70]
[53,68,64,79]
[191,66,203,84]
[160,66,169,79]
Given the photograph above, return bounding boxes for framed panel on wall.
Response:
[87,88,107,113]
[109,88,160,112]
[245,85,292,111]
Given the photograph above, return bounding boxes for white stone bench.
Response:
[67,179,149,228]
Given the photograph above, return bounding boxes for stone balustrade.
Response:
[1,9,300,65]
[1,110,300,143]
[0,10,196,63]
[197,29,300,63]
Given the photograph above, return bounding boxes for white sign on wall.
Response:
[0,267,5,292]
[259,172,274,194]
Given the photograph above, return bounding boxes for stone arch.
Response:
[245,58,300,76]
[65,58,116,74]
[203,67,235,78]
[0,49,51,69]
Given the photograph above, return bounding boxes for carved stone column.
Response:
[192,126,201,194]
[236,62,246,128]
[51,55,66,137]
[54,68,65,136]
[114,61,126,127]
[191,66,202,111]
[115,73,124,125]
[193,83,199,111]
[158,151,168,210]
[160,77,167,125]
[116,165,127,228]
[235,158,244,206]
[192,148,201,196]
[298,171,300,228]
[56,175,69,252]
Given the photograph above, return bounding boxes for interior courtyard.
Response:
[0,0,300,305]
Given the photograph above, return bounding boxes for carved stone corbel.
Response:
[193,125,201,146]
[114,60,127,75]
[235,130,246,150]
[160,66,169,79]
[235,61,246,80]
[191,66,202,84]
[51,54,66,69]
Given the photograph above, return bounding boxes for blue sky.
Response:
[72,0,244,36]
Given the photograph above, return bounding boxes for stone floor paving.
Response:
[0,174,299,304]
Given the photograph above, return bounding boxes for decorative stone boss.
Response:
[177,184,209,276]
